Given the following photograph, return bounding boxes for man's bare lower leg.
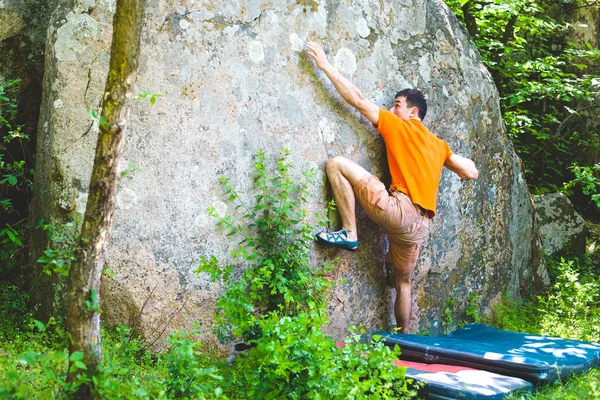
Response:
[394,271,412,334]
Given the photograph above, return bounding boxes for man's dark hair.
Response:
[395,88,427,120]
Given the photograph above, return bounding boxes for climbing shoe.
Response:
[315,228,359,251]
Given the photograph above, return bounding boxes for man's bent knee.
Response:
[326,156,370,185]
[326,156,350,174]
[394,269,412,288]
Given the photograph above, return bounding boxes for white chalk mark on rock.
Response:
[117,188,138,210]
[179,19,190,30]
[248,40,265,64]
[356,18,370,38]
[289,33,304,52]
[319,118,335,143]
[334,47,357,76]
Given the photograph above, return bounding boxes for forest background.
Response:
[0,0,599,398]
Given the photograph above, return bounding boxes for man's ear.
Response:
[409,107,419,119]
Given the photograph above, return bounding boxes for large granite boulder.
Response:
[29,0,549,344]
[534,193,588,257]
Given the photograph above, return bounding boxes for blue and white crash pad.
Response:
[375,323,600,384]
[394,360,533,399]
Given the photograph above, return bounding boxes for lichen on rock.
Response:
[54,12,99,61]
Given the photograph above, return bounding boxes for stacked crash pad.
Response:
[393,360,533,399]
[374,324,600,398]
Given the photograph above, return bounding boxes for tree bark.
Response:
[501,14,518,46]
[65,0,146,397]
[462,0,479,37]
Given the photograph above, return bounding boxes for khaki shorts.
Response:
[354,175,430,275]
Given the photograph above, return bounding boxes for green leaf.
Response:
[5,229,15,242]
[564,106,578,115]
[33,319,46,331]
[37,254,54,263]
[74,360,88,370]
[17,351,40,365]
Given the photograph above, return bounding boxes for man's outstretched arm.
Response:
[445,154,479,180]
[307,41,380,125]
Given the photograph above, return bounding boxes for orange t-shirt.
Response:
[377,109,452,217]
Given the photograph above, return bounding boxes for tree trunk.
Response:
[65,0,146,397]
[462,0,479,38]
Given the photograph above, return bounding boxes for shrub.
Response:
[197,149,415,399]
[538,258,600,342]
[196,149,333,337]
[226,312,416,400]
[163,330,223,399]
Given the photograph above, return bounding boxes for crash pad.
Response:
[375,323,600,384]
[395,360,533,399]
[335,340,533,398]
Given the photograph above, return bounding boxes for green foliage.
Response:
[1,330,155,399]
[465,293,480,323]
[518,368,600,400]
[163,330,223,399]
[196,149,414,399]
[490,295,541,334]
[441,298,456,332]
[0,284,33,340]
[538,258,600,342]
[0,285,174,399]
[0,79,20,126]
[35,220,79,277]
[227,313,417,400]
[86,107,109,128]
[0,151,414,399]
[445,0,600,206]
[121,162,141,180]
[83,288,101,313]
[493,257,600,342]
[0,223,22,247]
[0,78,32,274]
[491,253,600,396]
[0,283,71,399]
[195,149,332,338]
[440,293,480,332]
[36,247,76,277]
[564,163,600,208]
[0,222,25,274]
[138,90,163,105]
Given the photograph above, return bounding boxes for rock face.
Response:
[0,0,56,76]
[1,0,57,285]
[30,0,549,344]
[565,4,599,48]
[534,193,588,257]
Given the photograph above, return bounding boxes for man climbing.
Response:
[306,42,479,333]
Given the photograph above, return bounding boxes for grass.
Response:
[530,369,600,399]
[0,284,173,398]
[495,255,600,399]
